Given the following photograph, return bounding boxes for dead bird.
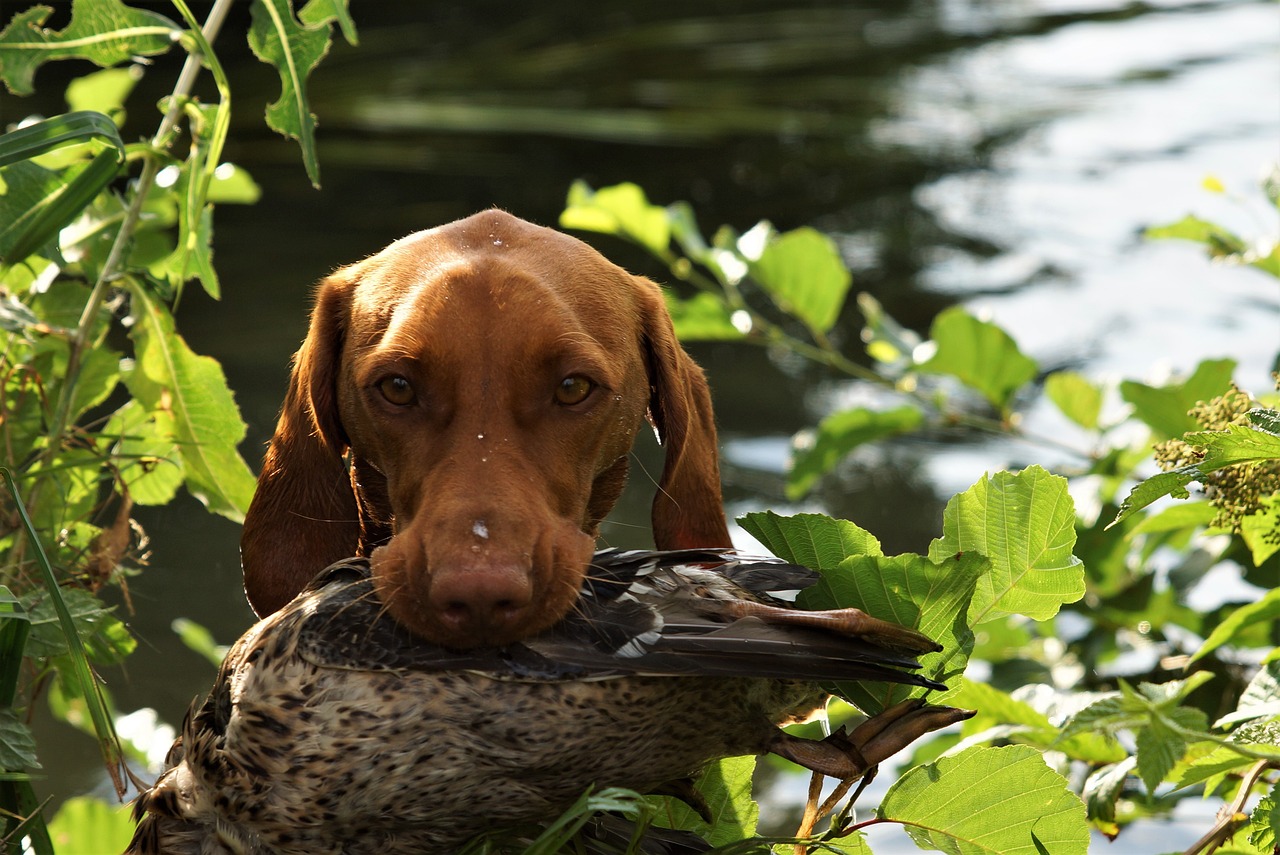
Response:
[127,549,972,854]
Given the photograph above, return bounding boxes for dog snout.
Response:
[427,561,533,640]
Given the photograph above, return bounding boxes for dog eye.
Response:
[555,375,594,406]
[377,375,416,406]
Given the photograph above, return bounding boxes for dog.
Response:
[240,209,732,649]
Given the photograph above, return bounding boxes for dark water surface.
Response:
[11,0,1279,849]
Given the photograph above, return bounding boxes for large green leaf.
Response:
[561,180,672,255]
[738,511,882,571]
[918,306,1038,414]
[787,405,923,499]
[1118,358,1236,439]
[879,745,1089,854]
[747,226,851,335]
[651,755,758,846]
[247,0,354,188]
[929,466,1085,623]
[124,283,255,520]
[46,796,136,855]
[0,1,177,97]
[798,551,983,713]
[1191,589,1280,667]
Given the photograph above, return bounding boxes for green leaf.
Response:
[1135,718,1183,794]
[738,511,882,571]
[798,551,983,713]
[124,283,255,520]
[1044,371,1103,431]
[787,406,924,499]
[0,110,124,169]
[929,466,1085,623]
[1081,756,1135,836]
[247,0,344,188]
[67,345,121,423]
[0,708,38,770]
[1216,662,1280,728]
[101,399,183,506]
[950,681,1124,764]
[0,1,177,97]
[1195,590,1280,666]
[1111,410,1280,528]
[5,148,122,264]
[171,617,228,668]
[1128,500,1217,535]
[664,291,744,341]
[64,67,140,120]
[0,586,31,708]
[1241,495,1280,565]
[747,227,851,335]
[46,796,136,855]
[1250,783,1278,852]
[1146,214,1247,257]
[560,181,671,254]
[879,745,1089,855]
[1118,358,1236,439]
[651,755,757,846]
[918,306,1038,413]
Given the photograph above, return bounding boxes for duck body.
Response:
[128,549,965,854]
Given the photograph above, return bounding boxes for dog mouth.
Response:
[367,534,592,649]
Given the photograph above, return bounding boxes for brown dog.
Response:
[240,210,731,649]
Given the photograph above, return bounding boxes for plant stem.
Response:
[34,0,235,496]
[1179,759,1273,855]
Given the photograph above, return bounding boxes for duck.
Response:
[126,548,972,855]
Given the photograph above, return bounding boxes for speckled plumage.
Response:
[127,550,967,854]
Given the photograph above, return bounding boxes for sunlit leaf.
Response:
[798,551,983,713]
[918,307,1038,413]
[664,291,743,341]
[1044,371,1102,431]
[0,1,177,97]
[561,180,671,254]
[1216,662,1280,728]
[1146,214,1247,257]
[1082,756,1135,836]
[1118,358,1236,439]
[1250,783,1278,852]
[171,617,228,668]
[651,755,757,846]
[247,0,348,187]
[1193,590,1280,666]
[738,511,883,571]
[1111,408,1280,528]
[788,405,923,500]
[64,67,140,121]
[748,226,851,335]
[1241,495,1280,565]
[929,466,1085,623]
[0,110,124,168]
[124,282,255,520]
[47,796,135,855]
[101,399,184,506]
[879,745,1089,854]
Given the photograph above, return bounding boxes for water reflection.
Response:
[18,0,1278,849]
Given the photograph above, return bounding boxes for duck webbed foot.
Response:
[722,600,942,656]
[767,698,974,780]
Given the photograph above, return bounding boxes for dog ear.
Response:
[638,278,732,550]
[240,265,362,616]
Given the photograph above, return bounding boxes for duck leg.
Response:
[723,600,941,656]
[767,698,973,780]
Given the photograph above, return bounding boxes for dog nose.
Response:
[428,564,533,641]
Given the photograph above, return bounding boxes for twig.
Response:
[1179,759,1274,855]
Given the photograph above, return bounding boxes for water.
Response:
[8,0,1278,850]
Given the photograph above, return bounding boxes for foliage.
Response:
[557,179,1280,853]
[1,0,1276,852]
[0,0,353,849]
